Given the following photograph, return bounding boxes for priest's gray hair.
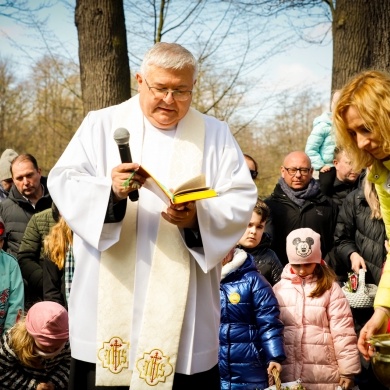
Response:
[140,42,198,81]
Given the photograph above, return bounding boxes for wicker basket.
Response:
[342,268,377,309]
[266,368,306,390]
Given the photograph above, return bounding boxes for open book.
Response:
[137,166,218,205]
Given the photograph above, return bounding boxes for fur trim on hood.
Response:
[221,248,248,280]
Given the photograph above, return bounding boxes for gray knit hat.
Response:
[0,149,18,181]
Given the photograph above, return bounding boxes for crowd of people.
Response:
[0,43,389,390]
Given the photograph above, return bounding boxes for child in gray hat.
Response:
[0,148,18,201]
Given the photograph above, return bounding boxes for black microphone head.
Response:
[113,127,130,145]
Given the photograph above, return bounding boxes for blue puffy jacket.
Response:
[219,249,286,390]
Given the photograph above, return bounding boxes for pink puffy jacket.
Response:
[273,265,361,390]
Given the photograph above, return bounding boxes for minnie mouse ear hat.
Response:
[0,217,6,239]
[286,228,322,264]
[26,301,69,347]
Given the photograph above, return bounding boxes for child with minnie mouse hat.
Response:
[273,228,361,390]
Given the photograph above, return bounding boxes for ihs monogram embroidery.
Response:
[98,337,129,374]
[136,348,174,385]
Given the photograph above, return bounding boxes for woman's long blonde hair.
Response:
[333,70,390,171]
[363,171,382,220]
[43,217,72,270]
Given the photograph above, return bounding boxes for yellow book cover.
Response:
[137,166,218,205]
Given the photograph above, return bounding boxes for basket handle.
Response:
[357,268,366,291]
[271,367,281,390]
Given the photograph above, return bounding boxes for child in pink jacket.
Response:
[273,228,360,390]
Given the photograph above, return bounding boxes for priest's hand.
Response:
[162,201,198,229]
[111,163,145,201]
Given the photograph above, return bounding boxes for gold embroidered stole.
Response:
[96,97,205,389]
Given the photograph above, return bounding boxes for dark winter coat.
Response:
[264,183,339,266]
[240,232,283,286]
[333,187,387,285]
[0,177,52,257]
[319,167,361,209]
[331,187,389,389]
[219,250,286,390]
[17,207,58,307]
[43,256,66,308]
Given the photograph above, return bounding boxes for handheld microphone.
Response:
[113,127,139,202]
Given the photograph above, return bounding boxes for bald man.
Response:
[264,151,338,266]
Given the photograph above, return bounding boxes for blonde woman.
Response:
[333,70,390,359]
[334,173,386,285]
[43,217,73,308]
[333,173,388,389]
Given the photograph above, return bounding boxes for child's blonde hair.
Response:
[9,318,42,368]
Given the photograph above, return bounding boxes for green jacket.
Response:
[17,207,57,306]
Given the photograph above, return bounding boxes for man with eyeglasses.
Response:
[47,42,257,390]
[264,151,338,266]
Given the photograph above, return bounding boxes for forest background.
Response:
[1,1,389,197]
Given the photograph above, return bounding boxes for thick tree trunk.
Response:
[75,0,130,115]
[332,0,390,91]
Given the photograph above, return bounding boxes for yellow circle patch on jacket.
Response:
[229,292,240,304]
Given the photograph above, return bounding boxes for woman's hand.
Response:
[358,307,390,360]
[349,252,366,274]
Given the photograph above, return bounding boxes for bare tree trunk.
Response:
[332,0,390,90]
[75,0,130,114]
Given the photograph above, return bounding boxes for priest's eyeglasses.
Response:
[144,78,192,102]
[283,167,311,176]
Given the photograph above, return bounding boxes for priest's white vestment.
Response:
[47,94,257,377]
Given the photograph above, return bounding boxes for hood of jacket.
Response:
[221,249,257,281]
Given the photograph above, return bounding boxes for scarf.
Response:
[278,177,320,207]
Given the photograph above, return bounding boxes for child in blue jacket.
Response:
[0,217,24,336]
[305,90,340,175]
[219,247,286,390]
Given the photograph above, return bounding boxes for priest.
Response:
[48,42,257,390]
